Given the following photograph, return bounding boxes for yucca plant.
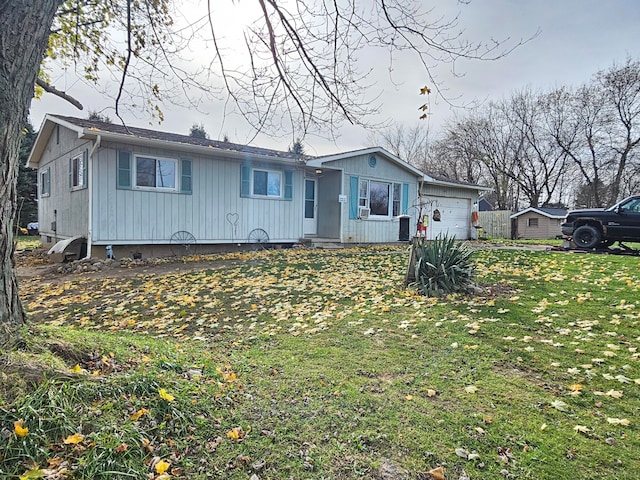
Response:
[413,234,474,296]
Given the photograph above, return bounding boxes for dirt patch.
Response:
[15,248,256,284]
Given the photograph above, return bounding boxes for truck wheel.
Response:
[573,225,601,249]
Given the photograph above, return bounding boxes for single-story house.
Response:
[510,207,568,240]
[27,114,488,258]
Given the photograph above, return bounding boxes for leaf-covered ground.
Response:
[4,246,640,479]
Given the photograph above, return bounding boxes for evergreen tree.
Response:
[289,138,305,155]
[87,110,112,123]
[189,123,208,139]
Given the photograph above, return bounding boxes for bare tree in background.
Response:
[367,124,431,171]
[548,59,640,207]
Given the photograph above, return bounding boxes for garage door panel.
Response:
[423,196,471,239]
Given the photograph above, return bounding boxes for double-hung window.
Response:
[40,167,51,197]
[71,153,85,188]
[135,155,177,190]
[358,179,403,217]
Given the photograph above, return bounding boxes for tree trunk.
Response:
[0,1,63,349]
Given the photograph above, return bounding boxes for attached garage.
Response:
[420,176,492,240]
[421,196,471,239]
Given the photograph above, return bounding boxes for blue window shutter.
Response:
[83,149,89,188]
[402,183,409,214]
[68,157,72,190]
[117,151,132,189]
[349,176,359,219]
[240,164,250,197]
[181,158,192,194]
[284,170,293,200]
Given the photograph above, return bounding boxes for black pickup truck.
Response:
[561,195,640,249]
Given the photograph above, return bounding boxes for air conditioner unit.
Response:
[358,206,370,219]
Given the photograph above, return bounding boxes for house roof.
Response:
[308,147,426,179]
[424,173,493,192]
[510,207,568,219]
[28,114,309,168]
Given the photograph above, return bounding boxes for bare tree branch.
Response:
[35,78,83,110]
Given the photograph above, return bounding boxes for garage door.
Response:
[422,196,471,239]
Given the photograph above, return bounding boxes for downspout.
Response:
[85,135,101,258]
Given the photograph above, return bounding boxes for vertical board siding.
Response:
[37,126,91,241]
[91,144,303,244]
[329,153,421,243]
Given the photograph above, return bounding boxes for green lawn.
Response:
[3,246,639,479]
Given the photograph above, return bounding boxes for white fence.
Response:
[478,211,513,239]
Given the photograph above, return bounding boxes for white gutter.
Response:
[85,135,101,258]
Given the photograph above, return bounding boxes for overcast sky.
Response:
[28,0,640,156]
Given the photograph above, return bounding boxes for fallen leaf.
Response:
[155,459,171,474]
[130,408,149,421]
[605,390,623,399]
[14,419,29,437]
[426,389,437,397]
[158,388,175,402]
[226,427,245,441]
[606,418,630,426]
[115,443,128,453]
[573,425,590,434]
[550,400,568,412]
[464,385,478,394]
[455,447,469,459]
[63,433,84,445]
[71,364,85,373]
[19,468,45,479]
[427,465,445,480]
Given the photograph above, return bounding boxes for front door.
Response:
[304,178,317,235]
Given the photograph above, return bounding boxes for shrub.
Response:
[413,235,474,296]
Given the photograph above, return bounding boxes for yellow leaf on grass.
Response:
[19,467,45,479]
[573,425,590,434]
[63,433,84,444]
[158,388,174,402]
[14,419,29,437]
[155,459,171,474]
[405,395,414,401]
[568,384,582,391]
[607,418,630,426]
[426,389,437,397]
[464,385,478,394]
[226,427,245,441]
[130,408,149,421]
[606,389,624,399]
[71,364,85,373]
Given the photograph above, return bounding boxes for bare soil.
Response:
[14,248,247,284]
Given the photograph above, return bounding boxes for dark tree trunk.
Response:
[0,1,63,348]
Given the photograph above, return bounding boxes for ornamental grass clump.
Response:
[414,235,474,296]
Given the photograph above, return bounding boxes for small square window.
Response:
[135,156,177,190]
[528,217,539,227]
[253,169,281,197]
